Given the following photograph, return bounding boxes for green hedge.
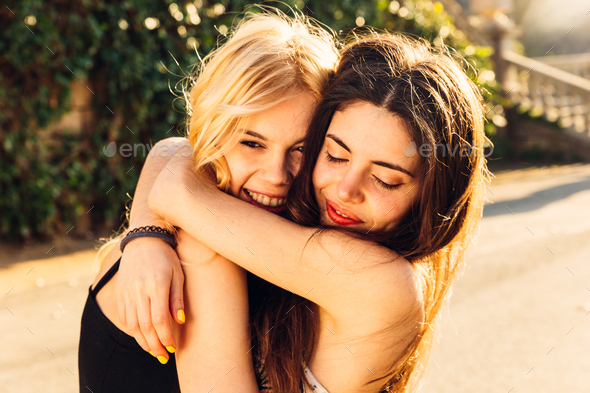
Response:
[0,0,497,241]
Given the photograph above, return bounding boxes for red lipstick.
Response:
[325,199,363,226]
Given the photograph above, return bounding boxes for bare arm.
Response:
[116,137,192,359]
[127,137,191,228]
[148,155,419,323]
[128,140,258,391]
[173,229,258,393]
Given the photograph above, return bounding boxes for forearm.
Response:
[128,137,191,230]
[149,156,401,316]
[149,167,360,311]
[153,176,313,289]
[114,138,193,358]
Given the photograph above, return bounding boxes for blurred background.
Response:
[1,0,589,392]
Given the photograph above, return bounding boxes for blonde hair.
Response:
[94,9,338,267]
[183,8,338,190]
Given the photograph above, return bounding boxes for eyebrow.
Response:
[245,130,305,145]
[244,130,267,141]
[326,134,415,178]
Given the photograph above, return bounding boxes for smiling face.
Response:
[313,101,422,232]
[224,92,316,213]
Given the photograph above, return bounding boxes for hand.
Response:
[116,237,185,361]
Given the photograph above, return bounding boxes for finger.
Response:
[123,297,151,353]
[116,290,128,328]
[150,284,178,354]
[136,294,169,364]
[169,267,186,325]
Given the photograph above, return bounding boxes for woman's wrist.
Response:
[128,201,176,234]
[120,225,177,253]
[128,215,170,231]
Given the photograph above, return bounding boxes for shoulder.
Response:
[357,240,423,304]
[371,254,424,323]
[352,257,424,375]
[332,249,424,330]
[389,257,424,330]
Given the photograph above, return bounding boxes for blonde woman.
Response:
[78,10,338,393]
[126,34,491,392]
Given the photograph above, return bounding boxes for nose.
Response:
[257,153,294,187]
[336,167,364,204]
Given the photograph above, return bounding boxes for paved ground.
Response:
[421,164,590,393]
[1,163,589,392]
[0,247,98,392]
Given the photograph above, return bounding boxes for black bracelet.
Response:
[120,225,177,253]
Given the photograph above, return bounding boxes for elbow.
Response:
[149,137,191,160]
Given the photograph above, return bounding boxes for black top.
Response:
[78,257,271,392]
[78,257,180,393]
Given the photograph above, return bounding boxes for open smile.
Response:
[244,189,287,213]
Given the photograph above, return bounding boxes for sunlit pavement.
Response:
[1,164,590,392]
[422,164,590,393]
[0,248,97,393]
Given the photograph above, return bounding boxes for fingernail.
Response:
[166,346,176,354]
[177,309,185,323]
[148,351,156,358]
[157,356,168,365]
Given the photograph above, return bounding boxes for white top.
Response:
[303,366,330,393]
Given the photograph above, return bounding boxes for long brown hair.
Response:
[257,33,491,391]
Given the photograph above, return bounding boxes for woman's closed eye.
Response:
[325,152,347,164]
[327,151,402,191]
[373,175,402,191]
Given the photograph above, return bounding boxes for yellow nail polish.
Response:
[148,351,156,358]
[177,309,185,323]
[166,346,176,353]
[157,356,168,365]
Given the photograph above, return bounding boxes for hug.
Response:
[79,7,490,393]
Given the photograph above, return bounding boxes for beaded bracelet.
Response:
[120,225,177,253]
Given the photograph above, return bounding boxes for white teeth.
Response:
[246,190,285,207]
[335,210,350,218]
